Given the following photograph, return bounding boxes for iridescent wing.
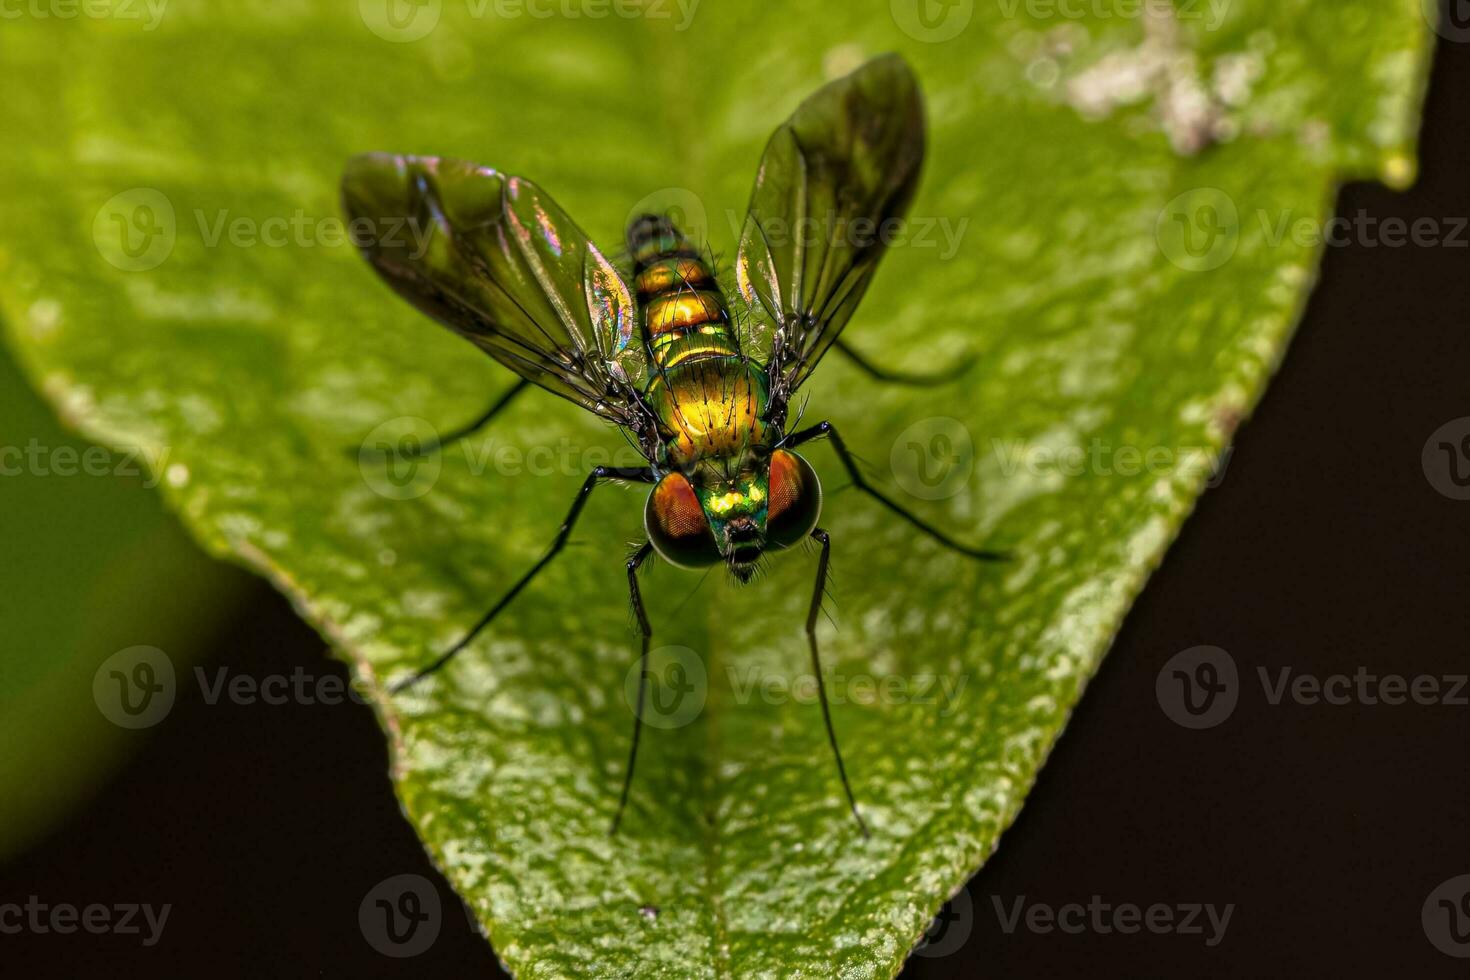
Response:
[735,54,925,418]
[342,154,650,430]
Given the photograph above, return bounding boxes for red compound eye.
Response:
[645,473,721,568]
[766,450,822,549]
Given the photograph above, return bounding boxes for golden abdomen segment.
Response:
[635,255,715,298]
[644,290,731,367]
[647,358,769,468]
[626,214,741,372]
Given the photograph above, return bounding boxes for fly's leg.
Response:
[356,378,531,461]
[834,339,972,386]
[390,465,656,693]
[806,527,868,837]
[785,421,1008,561]
[610,541,654,835]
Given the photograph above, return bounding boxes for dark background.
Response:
[4,31,1468,980]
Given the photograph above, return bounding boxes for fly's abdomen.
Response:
[627,214,740,370]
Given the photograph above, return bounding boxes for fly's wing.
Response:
[735,54,925,411]
[342,154,648,427]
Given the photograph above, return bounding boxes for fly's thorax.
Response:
[646,359,770,470]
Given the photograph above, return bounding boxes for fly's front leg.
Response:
[391,465,656,692]
[785,421,1009,561]
[611,541,654,835]
[806,527,868,837]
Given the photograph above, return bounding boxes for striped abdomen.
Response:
[627,214,767,467]
[626,214,740,371]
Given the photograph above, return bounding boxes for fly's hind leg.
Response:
[834,338,973,386]
[785,421,1009,561]
[354,378,531,461]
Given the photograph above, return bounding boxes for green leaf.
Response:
[0,2,1432,975]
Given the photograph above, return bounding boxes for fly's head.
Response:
[644,449,822,582]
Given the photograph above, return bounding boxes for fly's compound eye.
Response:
[766,449,822,549]
[645,473,722,568]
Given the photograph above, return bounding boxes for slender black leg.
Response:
[610,541,654,835]
[390,465,656,693]
[785,421,1009,561]
[359,378,531,460]
[834,338,973,386]
[806,527,868,838]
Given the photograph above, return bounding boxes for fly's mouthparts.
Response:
[726,520,761,543]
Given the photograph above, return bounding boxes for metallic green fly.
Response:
[343,53,1005,836]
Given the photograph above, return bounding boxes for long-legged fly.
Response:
[343,54,1005,836]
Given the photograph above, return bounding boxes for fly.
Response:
[342,53,1006,837]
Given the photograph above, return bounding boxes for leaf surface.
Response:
[0,2,1432,974]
